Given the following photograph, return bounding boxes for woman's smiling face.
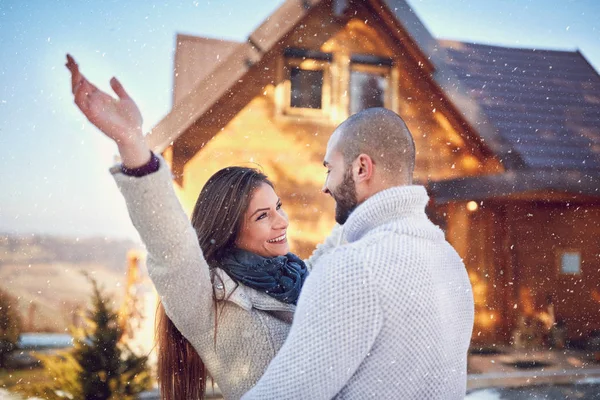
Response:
[235,183,290,258]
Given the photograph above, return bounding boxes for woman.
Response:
[66,55,341,399]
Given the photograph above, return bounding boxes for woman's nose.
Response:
[274,210,289,229]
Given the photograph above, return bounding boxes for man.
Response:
[243,108,474,399]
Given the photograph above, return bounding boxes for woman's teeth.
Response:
[267,234,286,243]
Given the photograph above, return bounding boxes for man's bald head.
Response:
[329,108,416,184]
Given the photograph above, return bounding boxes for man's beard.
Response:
[332,166,358,225]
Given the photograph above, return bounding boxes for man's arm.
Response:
[243,248,383,399]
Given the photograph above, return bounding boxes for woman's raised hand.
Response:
[66,54,151,167]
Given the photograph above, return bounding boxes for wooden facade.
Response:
[148,0,600,346]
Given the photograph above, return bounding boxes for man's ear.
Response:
[353,154,374,183]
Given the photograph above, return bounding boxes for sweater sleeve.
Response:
[111,156,214,338]
[303,223,344,271]
[242,248,383,399]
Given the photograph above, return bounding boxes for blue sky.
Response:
[1,0,598,241]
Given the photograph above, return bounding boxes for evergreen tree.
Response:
[24,274,152,400]
[0,287,23,368]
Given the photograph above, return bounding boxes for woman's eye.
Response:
[276,203,282,210]
[257,213,267,221]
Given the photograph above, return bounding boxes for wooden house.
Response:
[146,0,600,345]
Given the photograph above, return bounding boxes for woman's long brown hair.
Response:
[156,167,272,400]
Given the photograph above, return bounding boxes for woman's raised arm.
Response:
[66,55,215,338]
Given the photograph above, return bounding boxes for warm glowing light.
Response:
[466,201,478,212]
[461,155,480,171]
[475,311,498,329]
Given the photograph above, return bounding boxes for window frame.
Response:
[557,249,582,276]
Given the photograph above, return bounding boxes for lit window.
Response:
[350,55,393,115]
[350,70,387,114]
[560,251,581,275]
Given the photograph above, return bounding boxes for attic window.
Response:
[282,48,332,117]
[350,55,393,115]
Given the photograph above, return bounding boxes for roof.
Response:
[361,0,526,167]
[429,169,600,203]
[173,35,243,105]
[441,40,600,171]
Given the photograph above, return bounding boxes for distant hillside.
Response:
[0,233,150,333]
[0,262,129,332]
[0,233,143,272]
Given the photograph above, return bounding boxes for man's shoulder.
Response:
[357,228,418,252]
[314,230,411,271]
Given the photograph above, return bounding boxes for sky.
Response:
[0,0,599,242]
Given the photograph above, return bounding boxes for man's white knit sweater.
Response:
[243,185,474,399]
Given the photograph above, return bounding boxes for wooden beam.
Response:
[429,170,600,204]
[248,0,322,53]
[284,47,333,61]
[350,53,393,66]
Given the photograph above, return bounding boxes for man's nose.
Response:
[322,184,330,195]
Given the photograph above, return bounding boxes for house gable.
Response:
[158,0,501,185]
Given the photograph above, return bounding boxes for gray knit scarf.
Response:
[220,248,308,305]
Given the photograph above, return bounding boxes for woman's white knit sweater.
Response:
[243,185,475,399]
[111,158,342,399]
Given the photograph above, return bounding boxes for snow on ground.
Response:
[465,388,503,400]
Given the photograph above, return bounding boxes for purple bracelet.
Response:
[120,151,160,177]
